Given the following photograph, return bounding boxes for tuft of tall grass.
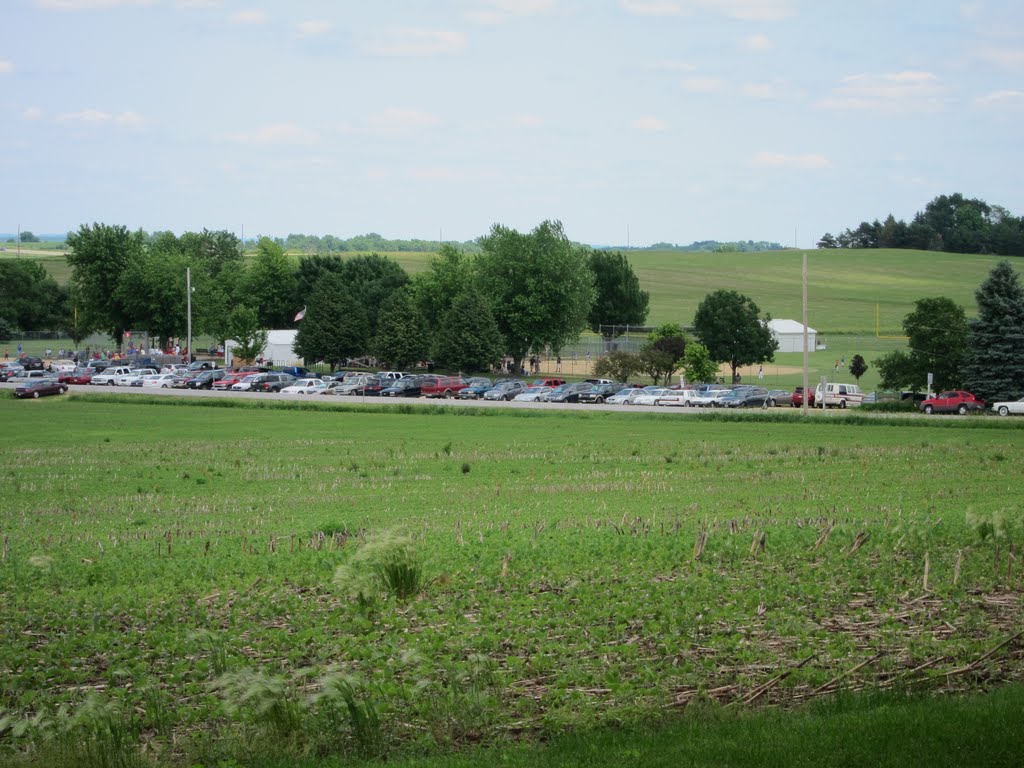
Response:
[333,530,425,603]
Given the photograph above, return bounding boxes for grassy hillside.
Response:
[8,246,1017,337]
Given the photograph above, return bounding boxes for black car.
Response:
[19,356,44,371]
[544,382,594,403]
[251,373,296,392]
[578,382,621,404]
[718,386,771,408]
[381,377,424,397]
[186,360,218,372]
[184,369,226,389]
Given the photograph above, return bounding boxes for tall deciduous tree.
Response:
[962,261,1024,402]
[639,323,687,384]
[0,260,67,331]
[226,305,268,364]
[692,290,778,382]
[372,287,428,370]
[593,350,643,384]
[476,220,595,372]
[873,297,967,392]
[587,250,650,337]
[413,244,474,333]
[679,342,719,386]
[244,237,298,329]
[293,274,368,370]
[433,286,504,374]
[336,253,410,338]
[66,222,145,346]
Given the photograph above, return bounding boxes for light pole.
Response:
[186,267,192,364]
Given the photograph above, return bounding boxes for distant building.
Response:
[767,319,817,353]
[225,329,299,366]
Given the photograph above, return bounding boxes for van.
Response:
[813,382,865,409]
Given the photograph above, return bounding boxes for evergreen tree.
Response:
[371,286,428,369]
[848,354,868,382]
[587,249,650,337]
[433,287,504,374]
[293,274,368,370]
[962,261,1024,402]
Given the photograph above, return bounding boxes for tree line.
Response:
[818,193,1024,256]
[874,260,1024,403]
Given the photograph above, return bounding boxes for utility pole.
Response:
[186,267,192,364]
[801,251,809,416]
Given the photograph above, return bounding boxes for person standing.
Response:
[555,355,562,373]
[757,365,763,381]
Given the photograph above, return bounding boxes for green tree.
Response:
[337,253,410,338]
[679,342,719,385]
[294,254,346,310]
[692,290,778,383]
[244,237,298,329]
[874,349,915,391]
[962,261,1024,402]
[18,231,39,243]
[587,250,650,337]
[902,297,966,391]
[293,274,369,370]
[413,245,475,333]
[639,323,687,384]
[849,354,869,382]
[116,247,190,348]
[476,220,595,372]
[0,260,67,331]
[432,287,504,374]
[593,349,643,384]
[372,287,428,370]
[179,229,243,279]
[226,305,268,364]
[66,222,145,346]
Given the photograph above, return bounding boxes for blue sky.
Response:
[3,0,1023,247]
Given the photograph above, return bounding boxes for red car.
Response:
[14,379,68,398]
[211,372,249,390]
[58,369,94,385]
[920,391,986,415]
[790,386,816,407]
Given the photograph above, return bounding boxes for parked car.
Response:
[718,386,771,408]
[814,382,865,409]
[333,374,374,395]
[352,377,386,396]
[419,375,468,399]
[211,372,249,391]
[90,366,135,386]
[920,390,986,415]
[250,373,296,393]
[630,387,673,406]
[656,388,702,407]
[529,378,566,389]
[115,368,157,386]
[513,386,553,402]
[992,396,1024,417]
[766,389,791,407]
[280,378,329,394]
[230,373,264,391]
[184,369,227,390]
[376,371,407,381]
[543,382,593,403]
[606,387,649,405]
[790,386,816,407]
[186,360,218,372]
[579,382,621,404]
[14,379,67,398]
[1,364,26,382]
[160,364,189,375]
[18,356,45,371]
[484,380,528,401]
[458,378,494,399]
[84,360,111,373]
[142,373,180,389]
[51,359,78,373]
[57,368,94,385]
[381,377,424,397]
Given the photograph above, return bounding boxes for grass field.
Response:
[1,394,1022,765]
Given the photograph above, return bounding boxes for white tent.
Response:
[767,319,817,353]
[225,329,299,366]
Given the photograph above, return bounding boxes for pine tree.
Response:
[371,287,428,370]
[293,275,368,370]
[962,260,1024,403]
[433,288,504,374]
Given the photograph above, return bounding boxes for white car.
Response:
[656,389,701,407]
[231,374,262,391]
[513,386,553,402]
[142,374,179,388]
[161,364,189,375]
[605,387,648,405]
[280,378,329,394]
[90,366,135,385]
[115,368,157,386]
[632,387,672,406]
[992,396,1024,416]
[51,359,78,373]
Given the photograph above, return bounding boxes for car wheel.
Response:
[595,396,604,404]
[957,404,969,415]
[998,406,1009,416]
[33,391,40,399]
[839,400,846,409]
[444,390,452,399]
[769,399,776,407]
[108,380,115,386]
[924,404,934,414]
[58,386,66,394]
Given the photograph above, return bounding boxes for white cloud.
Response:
[743,79,789,99]
[295,19,332,38]
[619,0,684,17]
[361,108,441,136]
[56,108,150,130]
[515,114,545,127]
[34,0,154,8]
[222,123,318,145]
[751,151,829,169]
[227,9,268,25]
[466,0,554,24]
[361,28,467,57]
[975,89,1024,108]
[632,116,668,132]
[975,46,1024,71]
[681,76,724,93]
[0,60,13,74]
[817,71,948,113]
[960,2,982,20]
[21,107,43,120]
[743,33,772,52]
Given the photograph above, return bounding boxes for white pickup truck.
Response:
[89,366,134,386]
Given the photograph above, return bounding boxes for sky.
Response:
[2,0,1024,248]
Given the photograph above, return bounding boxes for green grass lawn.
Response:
[1,395,1022,766]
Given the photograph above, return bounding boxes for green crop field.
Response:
[1,394,1022,766]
